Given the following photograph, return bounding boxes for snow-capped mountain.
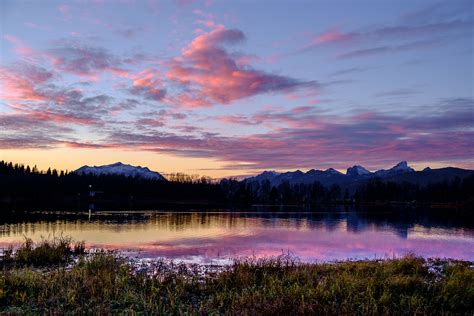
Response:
[245,166,347,187]
[251,170,281,182]
[245,161,416,187]
[75,162,165,180]
[374,161,414,178]
[346,165,371,177]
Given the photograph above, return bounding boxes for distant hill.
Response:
[382,166,474,186]
[75,162,166,180]
[245,161,474,188]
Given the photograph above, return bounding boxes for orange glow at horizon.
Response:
[2,148,474,179]
[0,148,256,179]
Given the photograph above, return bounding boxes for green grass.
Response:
[1,236,85,268]
[0,239,473,315]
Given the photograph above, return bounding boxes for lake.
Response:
[1,208,473,264]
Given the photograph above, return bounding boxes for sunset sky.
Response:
[0,0,473,178]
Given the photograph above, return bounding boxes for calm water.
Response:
[1,209,473,264]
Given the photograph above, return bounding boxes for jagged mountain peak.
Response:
[261,170,280,175]
[389,161,414,173]
[392,161,410,169]
[346,165,371,177]
[374,161,414,177]
[245,161,422,187]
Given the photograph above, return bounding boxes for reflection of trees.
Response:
[1,207,473,239]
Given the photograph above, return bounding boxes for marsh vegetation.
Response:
[1,238,473,314]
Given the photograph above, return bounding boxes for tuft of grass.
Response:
[1,236,85,268]
[0,238,473,314]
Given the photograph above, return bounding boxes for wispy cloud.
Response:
[3,35,36,58]
[0,63,55,102]
[0,61,118,129]
[99,98,474,170]
[1,0,472,173]
[47,41,129,78]
[300,3,473,59]
[337,39,440,59]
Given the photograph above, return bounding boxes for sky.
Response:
[0,0,473,178]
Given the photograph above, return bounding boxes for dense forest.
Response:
[222,177,474,206]
[0,161,473,210]
[0,161,224,209]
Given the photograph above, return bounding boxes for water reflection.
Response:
[0,210,473,263]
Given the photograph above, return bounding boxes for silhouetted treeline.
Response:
[1,161,473,209]
[355,177,474,205]
[0,161,225,208]
[222,176,474,206]
[221,179,344,205]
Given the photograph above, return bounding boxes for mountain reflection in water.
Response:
[0,209,473,264]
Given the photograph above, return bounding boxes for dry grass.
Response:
[0,238,473,314]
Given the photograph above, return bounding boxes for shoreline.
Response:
[1,199,473,213]
[1,242,473,314]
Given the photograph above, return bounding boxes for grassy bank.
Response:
[1,239,473,314]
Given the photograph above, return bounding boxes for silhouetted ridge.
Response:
[244,161,471,187]
[75,162,165,180]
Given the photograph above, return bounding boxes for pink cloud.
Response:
[128,68,166,101]
[107,67,130,77]
[0,64,53,102]
[0,62,120,131]
[62,141,112,149]
[121,25,313,106]
[132,110,187,131]
[196,19,218,29]
[165,26,313,107]
[217,114,257,125]
[103,98,474,170]
[298,18,473,57]
[311,29,354,45]
[10,89,114,127]
[131,68,161,87]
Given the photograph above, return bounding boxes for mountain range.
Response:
[73,161,474,189]
[244,161,474,188]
